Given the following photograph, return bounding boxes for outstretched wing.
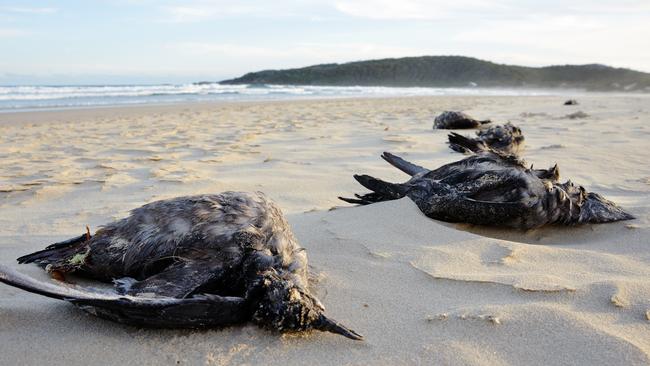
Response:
[0,264,247,328]
[381,152,428,176]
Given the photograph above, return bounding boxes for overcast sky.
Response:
[1,0,649,84]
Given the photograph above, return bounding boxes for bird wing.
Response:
[114,259,229,298]
[0,264,247,328]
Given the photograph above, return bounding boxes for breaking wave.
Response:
[0,83,560,111]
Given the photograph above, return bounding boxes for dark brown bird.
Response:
[433,111,491,129]
[1,191,362,340]
[448,123,525,155]
[340,152,634,229]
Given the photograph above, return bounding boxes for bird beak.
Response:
[314,314,363,340]
[580,192,635,223]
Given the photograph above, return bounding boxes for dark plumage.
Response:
[1,192,362,340]
[448,123,525,155]
[433,111,491,129]
[339,152,634,229]
[564,99,579,105]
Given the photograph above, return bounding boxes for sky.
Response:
[1,0,649,85]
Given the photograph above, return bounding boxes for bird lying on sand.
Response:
[433,111,491,129]
[0,191,362,340]
[340,151,634,229]
[448,122,524,155]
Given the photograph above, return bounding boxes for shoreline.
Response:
[0,94,533,125]
[3,92,649,126]
[2,87,649,120]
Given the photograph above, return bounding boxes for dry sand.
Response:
[1,95,649,365]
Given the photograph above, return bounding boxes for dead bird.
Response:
[1,191,362,340]
[433,111,491,129]
[339,152,634,229]
[448,123,524,155]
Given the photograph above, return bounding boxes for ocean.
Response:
[0,83,563,112]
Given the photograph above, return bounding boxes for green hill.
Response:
[219,56,650,91]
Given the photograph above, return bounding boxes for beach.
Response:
[1,95,649,365]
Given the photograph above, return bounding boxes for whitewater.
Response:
[0,83,564,111]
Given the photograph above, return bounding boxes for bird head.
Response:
[249,271,363,340]
[579,192,635,223]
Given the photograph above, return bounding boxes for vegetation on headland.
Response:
[218,56,650,91]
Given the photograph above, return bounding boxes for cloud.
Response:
[0,28,28,38]
[334,0,650,20]
[168,42,285,57]
[453,15,603,45]
[155,0,650,25]
[0,6,57,14]
[157,0,315,23]
[334,0,505,20]
[3,0,649,78]
[167,41,427,61]
[162,41,437,75]
[449,12,650,70]
[160,4,262,23]
[329,0,650,71]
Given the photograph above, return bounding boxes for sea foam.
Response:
[0,83,559,111]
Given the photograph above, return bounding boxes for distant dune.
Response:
[220,56,650,92]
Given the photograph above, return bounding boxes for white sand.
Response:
[1,96,649,365]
